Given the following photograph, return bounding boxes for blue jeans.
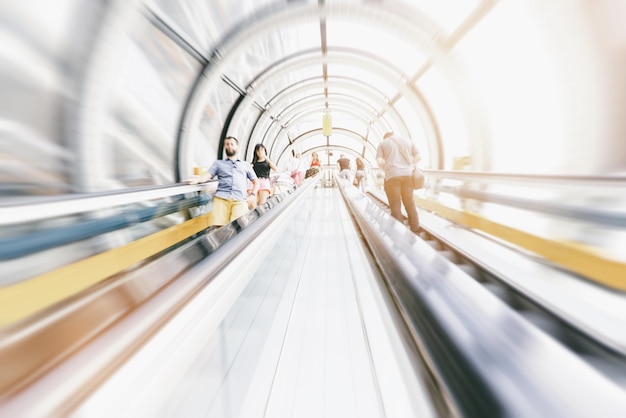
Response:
[384,176,419,232]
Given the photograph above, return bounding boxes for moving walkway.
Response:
[1,171,625,417]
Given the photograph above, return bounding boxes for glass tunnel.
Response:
[1,1,626,417]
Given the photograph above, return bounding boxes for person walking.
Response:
[353,157,366,191]
[310,151,321,170]
[185,136,259,227]
[289,153,307,186]
[376,131,421,233]
[337,154,352,182]
[251,143,277,205]
[307,151,322,177]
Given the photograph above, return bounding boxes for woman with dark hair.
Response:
[251,143,277,205]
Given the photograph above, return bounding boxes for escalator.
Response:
[1,172,625,417]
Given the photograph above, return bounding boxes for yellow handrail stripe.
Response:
[0,213,211,327]
[415,197,626,291]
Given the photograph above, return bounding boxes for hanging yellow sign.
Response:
[322,113,332,136]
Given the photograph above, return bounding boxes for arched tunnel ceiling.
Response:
[4,0,622,196]
[177,1,494,174]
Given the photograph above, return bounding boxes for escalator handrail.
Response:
[0,194,209,261]
[0,182,216,226]
[337,176,626,417]
[423,169,626,187]
[0,174,321,412]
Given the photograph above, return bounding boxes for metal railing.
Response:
[337,173,626,417]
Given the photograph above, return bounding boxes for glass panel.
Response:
[0,0,101,197]
[188,85,241,169]
[148,0,284,53]
[325,16,429,75]
[326,61,399,100]
[389,0,484,35]
[454,2,570,173]
[391,97,432,167]
[105,21,201,186]
[223,21,322,93]
[417,68,469,170]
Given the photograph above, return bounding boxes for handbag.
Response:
[391,136,425,190]
[305,167,319,179]
[412,167,425,189]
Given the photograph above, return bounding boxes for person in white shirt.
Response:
[289,153,307,186]
[376,131,421,233]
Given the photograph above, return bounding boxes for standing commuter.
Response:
[337,154,352,182]
[376,131,421,233]
[185,136,259,227]
[353,157,366,191]
[251,143,277,205]
[310,151,321,170]
[306,151,322,178]
[289,153,307,186]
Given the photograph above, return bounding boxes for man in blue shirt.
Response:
[186,136,259,226]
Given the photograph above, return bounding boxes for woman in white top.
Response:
[289,153,307,186]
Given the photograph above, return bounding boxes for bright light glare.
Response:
[456,2,604,173]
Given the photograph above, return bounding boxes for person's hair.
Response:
[252,143,266,164]
[383,132,394,139]
[312,152,319,159]
[224,136,238,144]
